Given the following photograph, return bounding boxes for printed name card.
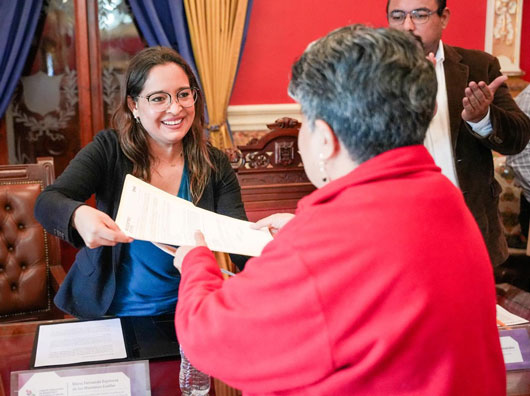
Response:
[11,360,150,396]
[20,372,131,396]
[499,328,530,370]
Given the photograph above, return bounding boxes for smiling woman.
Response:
[33,46,248,320]
[125,62,196,195]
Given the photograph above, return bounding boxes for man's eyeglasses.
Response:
[388,9,437,25]
[137,87,198,112]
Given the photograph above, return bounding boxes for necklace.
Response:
[153,149,184,168]
[161,149,183,167]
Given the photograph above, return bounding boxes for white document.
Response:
[34,318,127,367]
[115,174,273,257]
[496,304,530,326]
[500,336,524,364]
[19,371,131,396]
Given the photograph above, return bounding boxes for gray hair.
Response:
[288,24,437,164]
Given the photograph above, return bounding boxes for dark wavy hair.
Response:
[111,46,213,203]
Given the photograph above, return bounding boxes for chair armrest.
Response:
[50,265,66,293]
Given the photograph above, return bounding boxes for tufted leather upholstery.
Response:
[0,158,65,322]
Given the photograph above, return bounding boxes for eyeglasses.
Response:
[137,87,198,112]
[388,9,437,25]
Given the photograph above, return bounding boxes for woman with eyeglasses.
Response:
[35,46,247,319]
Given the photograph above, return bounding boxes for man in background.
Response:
[387,0,530,269]
[507,85,530,242]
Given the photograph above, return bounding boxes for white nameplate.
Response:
[500,335,524,364]
[19,371,131,396]
[11,360,150,396]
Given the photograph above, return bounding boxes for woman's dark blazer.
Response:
[35,130,247,318]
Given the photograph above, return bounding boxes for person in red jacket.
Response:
[173,25,506,395]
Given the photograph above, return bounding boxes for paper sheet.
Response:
[115,174,273,257]
[34,319,127,367]
[497,304,530,326]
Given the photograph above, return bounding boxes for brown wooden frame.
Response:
[0,0,105,163]
[74,0,105,147]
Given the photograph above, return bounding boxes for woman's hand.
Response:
[173,230,207,273]
[72,205,133,248]
[251,213,295,236]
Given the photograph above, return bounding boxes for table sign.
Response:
[500,328,530,370]
[10,360,150,396]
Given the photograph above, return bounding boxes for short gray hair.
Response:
[288,25,437,164]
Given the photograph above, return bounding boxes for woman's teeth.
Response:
[162,119,182,126]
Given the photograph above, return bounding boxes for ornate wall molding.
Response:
[485,0,524,75]
[227,103,301,131]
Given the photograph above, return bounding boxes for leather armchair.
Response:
[0,157,65,322]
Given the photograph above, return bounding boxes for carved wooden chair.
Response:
[0,157,66,322]
[226,117,316,222]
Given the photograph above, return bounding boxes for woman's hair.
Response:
[111,46,213,203]
[289,25,437,164]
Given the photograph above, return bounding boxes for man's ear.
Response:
[314,119,340,161]
[440,7,450,29]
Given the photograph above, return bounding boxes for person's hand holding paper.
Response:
[172,230,207,273]
[73,205,133,248]
[252,213,295,236]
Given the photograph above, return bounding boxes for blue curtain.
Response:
[128,0,199,81]
[236,0,253,83]
[0,0,44,118]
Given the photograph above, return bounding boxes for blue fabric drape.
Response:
[237,0,253,81]
[0,0,44,118]
[128,0,199,81]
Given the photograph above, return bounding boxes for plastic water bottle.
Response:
[179,345,210,396]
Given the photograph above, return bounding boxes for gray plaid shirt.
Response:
[506,85,530,200]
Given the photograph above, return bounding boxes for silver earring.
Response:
[319,153,328,183]
[134,115,140,124]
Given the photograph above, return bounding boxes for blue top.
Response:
[108,165,191,316]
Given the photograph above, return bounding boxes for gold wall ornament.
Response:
[485,0,524,76]
[494,0,518,45]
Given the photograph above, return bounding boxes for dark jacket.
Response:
[444,44,530,266]
[35,129,247,318]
